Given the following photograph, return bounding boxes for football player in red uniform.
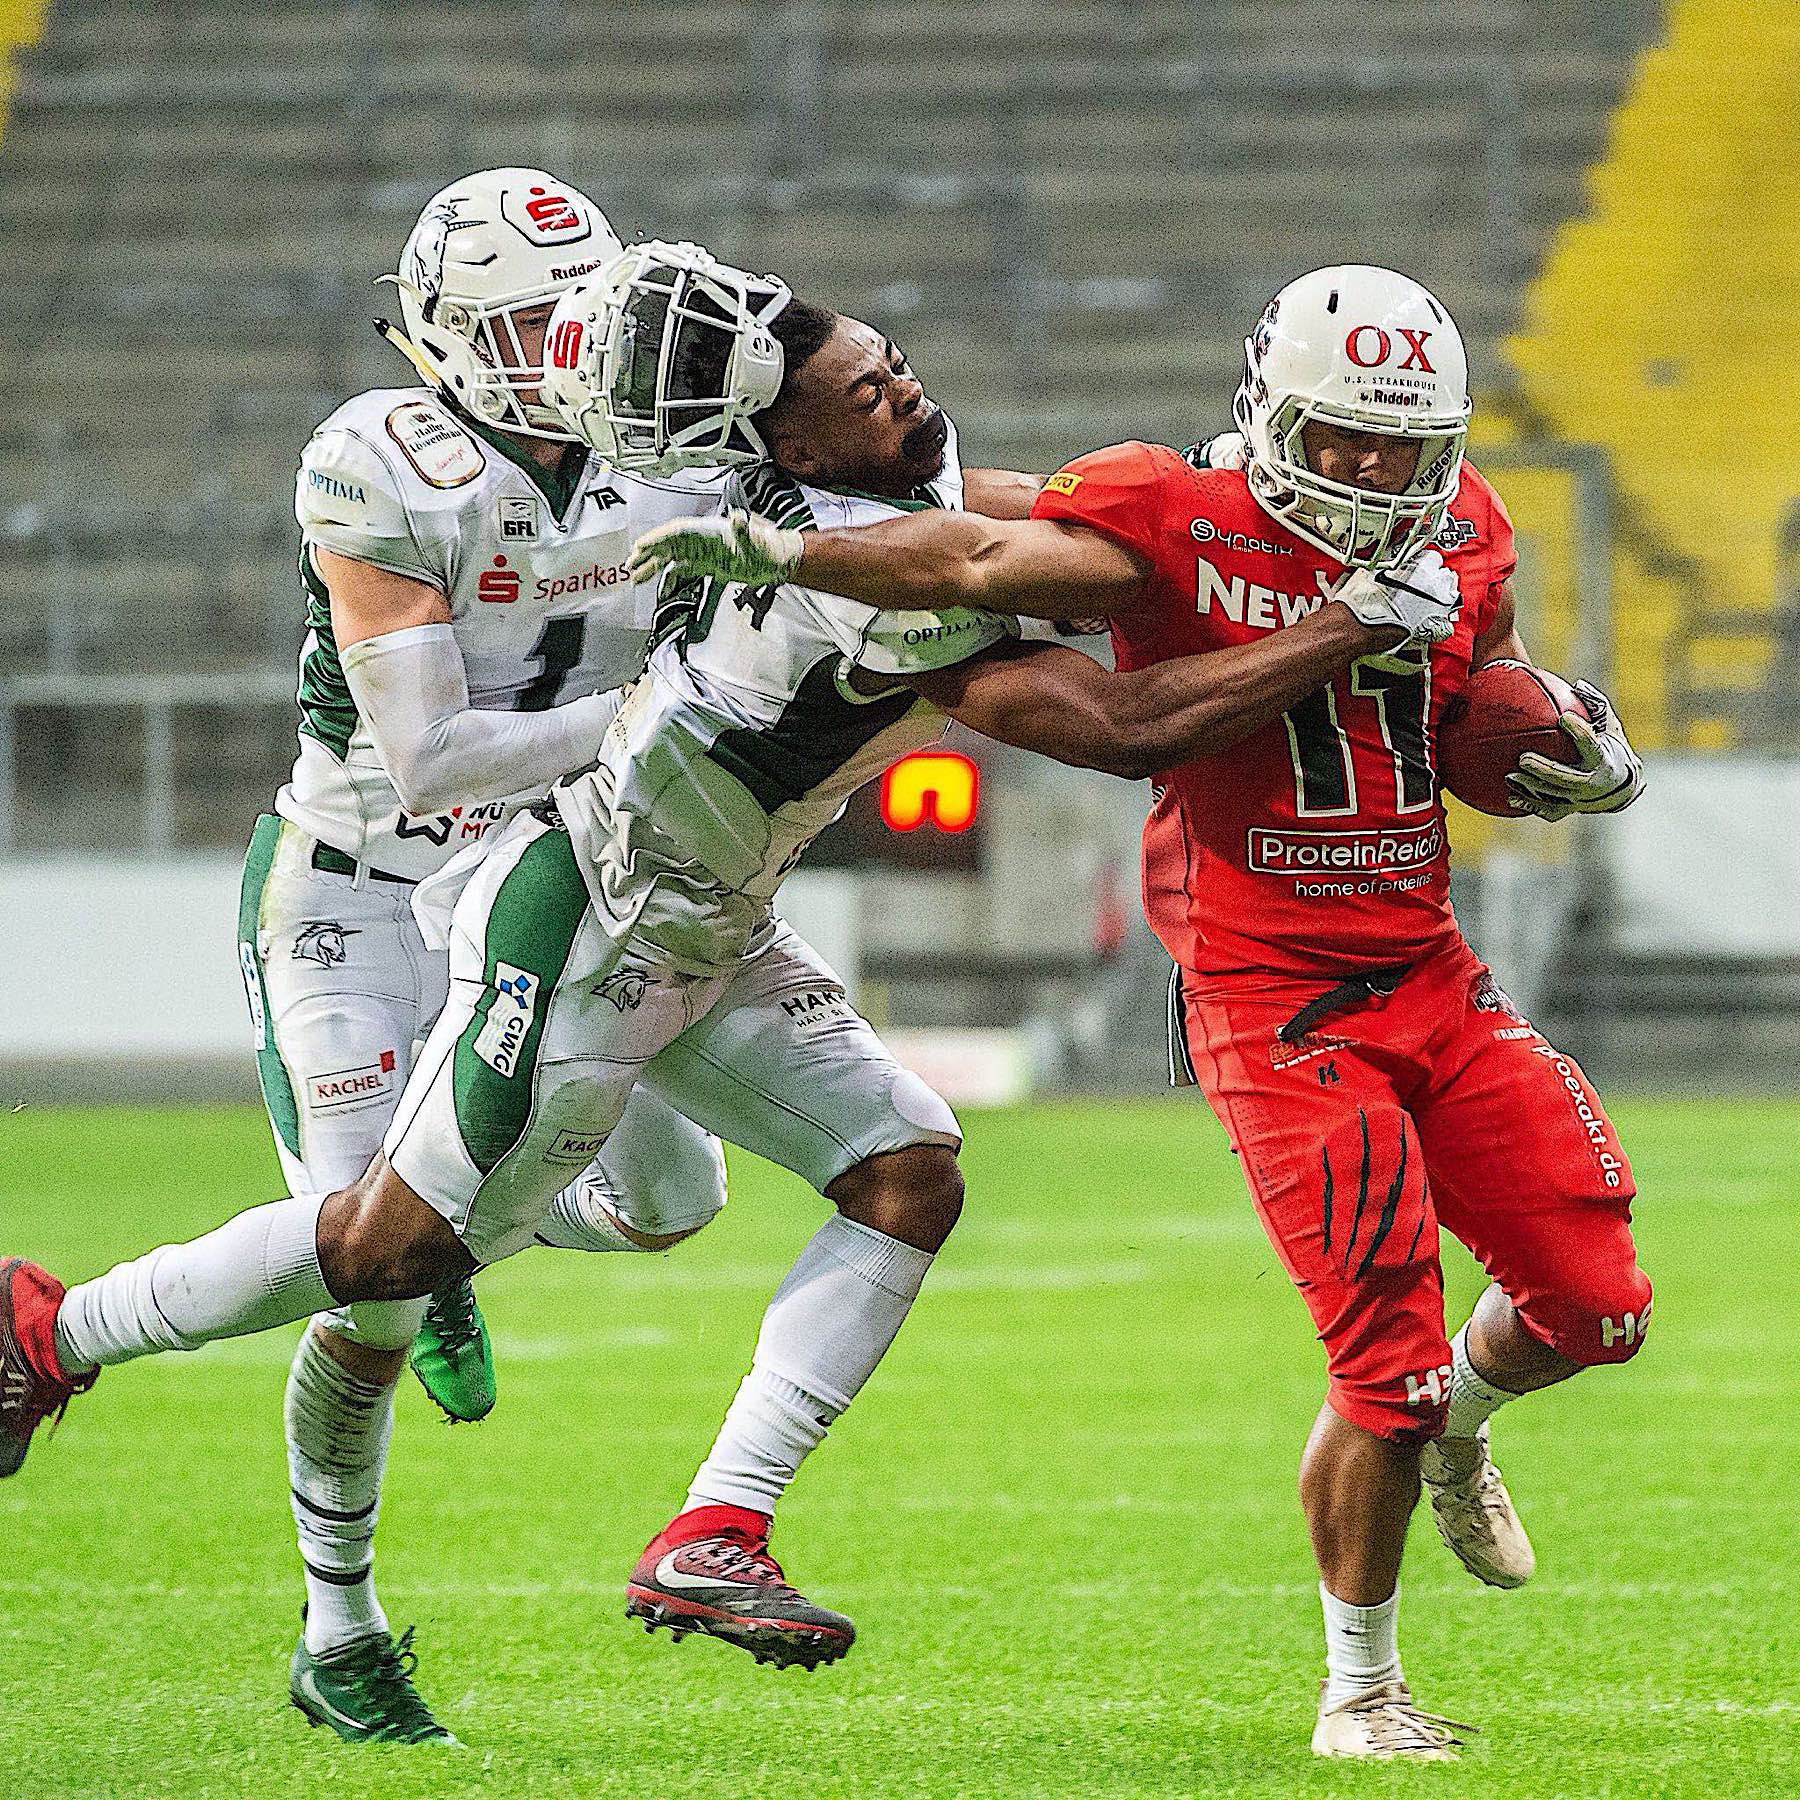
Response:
[632,265,1649,1761]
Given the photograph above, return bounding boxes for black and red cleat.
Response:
[625,1504,856,1671]
[0,1258,96,1478]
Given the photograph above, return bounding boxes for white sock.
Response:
[1443,1318,1522,1441]
[534,1179,638,1253]
[286,1325,395,1654]
[1320,1582,1403,1709]
[686,1215,934,1516]
[54,1194,332,1371]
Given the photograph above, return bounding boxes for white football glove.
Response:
[1507,679,1644,820]
[1332,546,1462,650]
[627,509,803,589]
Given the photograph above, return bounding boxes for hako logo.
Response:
[478,554,521,604]
[1344,325,1436,373]
[504,184,592,246]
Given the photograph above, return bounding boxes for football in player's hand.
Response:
[1437,659,1592,816]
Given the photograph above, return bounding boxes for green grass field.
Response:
[2,1097,1795,1798]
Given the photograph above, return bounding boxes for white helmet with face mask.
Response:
[378,167,623,441]
[1233,264,1471,570]
[539,240,790,473]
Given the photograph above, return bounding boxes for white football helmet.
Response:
[1233,265,1471,569]
[539,240,789,472]
[378,167,623,441]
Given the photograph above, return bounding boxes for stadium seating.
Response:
[0,0,1666,846]
[1509,0,1800,749]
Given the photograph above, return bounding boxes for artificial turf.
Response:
[2,1097,1794,1797]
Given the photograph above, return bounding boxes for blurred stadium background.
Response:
[0,0,1796,1099]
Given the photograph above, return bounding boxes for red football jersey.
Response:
[1031,443,1515,982]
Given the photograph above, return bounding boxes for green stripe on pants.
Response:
[239,813,302,1157]
[452,825,591,1175]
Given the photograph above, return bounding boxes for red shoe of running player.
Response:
[625,1504,856,1670]
[0,1258,97,1478]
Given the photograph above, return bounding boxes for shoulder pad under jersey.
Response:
[295,388,479,587]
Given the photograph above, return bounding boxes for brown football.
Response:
[1437,660,1589,817]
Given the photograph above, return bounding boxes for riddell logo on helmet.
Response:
[549,260,606,282]
[1344,325,1436,373]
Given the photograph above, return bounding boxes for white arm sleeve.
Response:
[341,623,612,816]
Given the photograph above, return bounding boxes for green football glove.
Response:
[628,509,804,589]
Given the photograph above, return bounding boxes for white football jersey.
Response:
[555,423,1013,973]
[278,386,725,879]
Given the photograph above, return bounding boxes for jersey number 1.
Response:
[515,617,586,711]
[1284,660,1434,816]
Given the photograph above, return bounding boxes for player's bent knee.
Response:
[1529,1267,1654,1366]
[606,1159,728,1245]
[317,1159,472,1302]
[1327,1360,1452,1447]
[829,1143,965,1252]
[613,1217,709,1253]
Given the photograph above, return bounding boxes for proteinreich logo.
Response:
[473,961,539,1077]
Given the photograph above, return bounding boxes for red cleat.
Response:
[0,1258,96,1478]
[625,1504,856,1670]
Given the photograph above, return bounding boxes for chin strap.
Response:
[373,317,441,387]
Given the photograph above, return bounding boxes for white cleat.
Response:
[1312,1681,1472,1761]
[1421,1421,1536,1589]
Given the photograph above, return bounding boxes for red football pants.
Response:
[1175,937,1651,1443]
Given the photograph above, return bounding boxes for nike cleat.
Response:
[626,1506,855,1670]
[1421,1422,1536,1588]
[289,1623,459,1745]
[0,1257,96,1478]
[1312,1681,1472,1761]
[410,1276,495,1423]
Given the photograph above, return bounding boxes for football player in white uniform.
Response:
[245,169,752,1741]
[0,250,1454,1742]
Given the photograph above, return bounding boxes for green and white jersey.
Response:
[556,423,1012,973]
[278,385,725,880]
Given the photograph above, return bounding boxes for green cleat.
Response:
[289,1625,459,1745]
[410,1276,496,1423]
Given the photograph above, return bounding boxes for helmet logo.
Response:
[1251,300,1279,361]
[509,185,591,244]
[1344,325,1437,374]
[548,318,585,370]
[1396,328,1435,373]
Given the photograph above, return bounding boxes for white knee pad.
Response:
[317,1297,430,1352]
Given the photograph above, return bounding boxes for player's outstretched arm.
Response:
[907,606,1395,779]
[628,510,1148,621]
[321,547,615,816]
[961,467,1046,521]
[805,512,1148,618]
